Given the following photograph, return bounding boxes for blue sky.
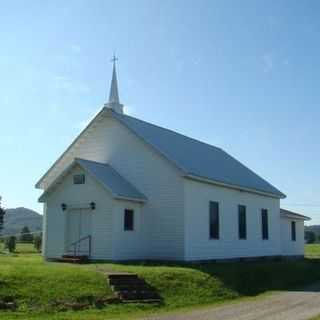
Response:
[0,1,319,224]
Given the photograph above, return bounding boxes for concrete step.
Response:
[109,278,145,286]
[121,298,162,304]
[57,255,89,264]
[107,273,161,303]
[118,290,160,301]
[111,283,148,291]
[108,273,139,281]
[62,254,88,260]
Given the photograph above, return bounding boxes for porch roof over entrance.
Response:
[76,158,147,202]
[38,158,147,203]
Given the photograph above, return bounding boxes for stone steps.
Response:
[57,255,89,264]
[107,273,161,303]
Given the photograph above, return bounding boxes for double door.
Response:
[66,209,92,255]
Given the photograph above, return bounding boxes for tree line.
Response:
[0,196,42,253]
[305,230,318,244]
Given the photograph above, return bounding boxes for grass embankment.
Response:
[0,244,319,320]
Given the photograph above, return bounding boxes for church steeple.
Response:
[108,55,120,104]
[104,54,124,114]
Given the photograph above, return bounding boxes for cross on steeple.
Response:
[104,53,124,114]
[108,54,120,104]
[110,53,118,64]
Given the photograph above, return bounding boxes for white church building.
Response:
[36,60,310,262]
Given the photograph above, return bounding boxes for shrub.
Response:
[34,234,42,252]
[0,196,5,237]
[5,236,16,253]
[305,231,316,244]
[20,226,33,243]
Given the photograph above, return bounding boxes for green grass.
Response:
[0,242,38,254]
[305,243,320,259]
[1,244,320,319]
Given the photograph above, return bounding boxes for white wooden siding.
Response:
[43,115,184,260]
[184,178,281,261]
[112,200,145,260]
[280,218,304,256]
[44,165,113,260]
[41,111,297,262]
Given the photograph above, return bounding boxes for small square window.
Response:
[73,174,85,185]
[124,209,134,231]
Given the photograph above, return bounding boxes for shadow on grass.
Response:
[96,258,320,297]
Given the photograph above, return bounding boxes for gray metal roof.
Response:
[113,111,285,198]
[280,208,311,221]
[39,158,146,203]
[76,159,147,201]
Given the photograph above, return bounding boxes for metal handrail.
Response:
[69,235,91,258]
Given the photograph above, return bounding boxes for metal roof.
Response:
[76,159,147,201]
[39,158,147,203]
[113,111,285,198]
[280,208,311,221]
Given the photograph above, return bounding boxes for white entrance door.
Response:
[66,209,92,255]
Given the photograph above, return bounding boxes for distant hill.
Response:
[2,207,42,236]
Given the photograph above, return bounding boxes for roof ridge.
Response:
[114,111,223,152]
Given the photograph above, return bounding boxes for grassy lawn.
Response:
[0,242,38,254]
[306,244,320,320]
[305,244,320,259]
[0,244,320,319]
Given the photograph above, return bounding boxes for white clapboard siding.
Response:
[280,218,304,256]
[41,110,305,261]
[43,116,185,260]
[112,200,146,260]
[44,165,113,260]
[183,178,282,261]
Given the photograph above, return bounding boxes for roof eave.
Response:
[38,158,147,204]
[37,161,79,202]
[114,195,147,203]
[281,213,311,221]
[38,193,47,203]
[184,174,286,199]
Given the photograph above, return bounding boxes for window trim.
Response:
[124,209,134,231]
[238,205,247,240]
[73,174,85,185]
[261,209,269,240]
[209,201,219,240]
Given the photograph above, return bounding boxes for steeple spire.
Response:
[108,54,120,103]
[104,53,124,114]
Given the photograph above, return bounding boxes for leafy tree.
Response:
[33,234,42,252]
[0,196,6,236]
[20,226,33,243]
[305,231,316,244]
[5,236,16,253]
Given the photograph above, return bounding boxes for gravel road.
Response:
[143,283,320,320]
